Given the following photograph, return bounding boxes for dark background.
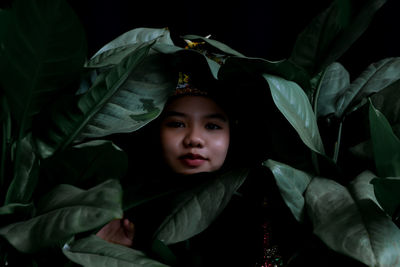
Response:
[67,0,400,79]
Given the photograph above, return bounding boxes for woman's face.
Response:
[160,96,230,175]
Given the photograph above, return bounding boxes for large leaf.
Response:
[369,99,400,177]
[87,27,178,68]
[336,57,400,118]
[262,74,325,155]
[63,235,168,267]
[0,180,123,253]
[154,168,249,245]
[41,140,128,189]
[0,0,86,135]
[291,0,387,76]
[316,62,350,118]
[5,134,39,204]
[35,43,175,158]
[91,27,174,59]
[263,159,313,222]
[305,170,400,266]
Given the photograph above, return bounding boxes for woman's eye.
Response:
[166,121,185,128]
[205,123,222,130]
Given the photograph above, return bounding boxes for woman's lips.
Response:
[179,153,207,167]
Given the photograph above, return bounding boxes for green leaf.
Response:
[291,0,387,76]
[86,27,177,68]
[35,43,176,158]
[336,57,400,117]
[0,0,87,135]
[371,177,400,218]
[316,62,350,118]
[219,57,311,95]
[263,159,313,222]
[305,170,400,266]
[91,27,174,58]
[182,35,245,57]
[41,140,128,188]
[262,74,325,155]
[0,180,123,253]
[63,235,169,267]
[154,168,249,245]
[369,99,400,177]
[5,134,39,204]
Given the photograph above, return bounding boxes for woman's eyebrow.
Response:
[164,111,186,117]
[205,113,228,122]
[164,111,227,122]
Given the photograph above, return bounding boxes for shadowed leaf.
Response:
[0,180,123,253]
[369,99,400,177]
[291,0,387,76]
[0,0,86,135]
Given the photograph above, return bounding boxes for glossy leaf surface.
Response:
[63,235,168,267]
[87,27,176,68]
[35,43,175,158]
[262,74,325,155]
[316,62,350,118]
[91,28,174,58]
[154,168,249,244]
[305,171,400,266]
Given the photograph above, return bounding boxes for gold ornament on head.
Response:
[174,72,209,97]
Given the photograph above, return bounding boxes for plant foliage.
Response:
[1,0,399,266]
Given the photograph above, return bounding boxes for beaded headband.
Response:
[173,72,209,97]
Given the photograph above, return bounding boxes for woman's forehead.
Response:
[165,95,227,115]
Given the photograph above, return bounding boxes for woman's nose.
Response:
[183,127,204,148]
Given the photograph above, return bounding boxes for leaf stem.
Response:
[0,96,11,191]
[312,68,327,115]
[333,119,344,164]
